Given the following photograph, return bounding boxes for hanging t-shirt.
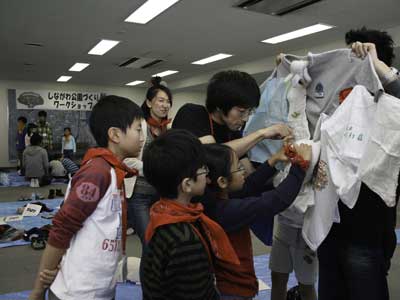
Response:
[359,91,400,207]
[172,103,242,143]
[244,76,289,164]
[277,49,383,137]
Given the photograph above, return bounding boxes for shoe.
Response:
[55,189,65,197]
[126,228,135,236]
[48,189,55,199]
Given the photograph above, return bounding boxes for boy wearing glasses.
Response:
[140,129,239,300]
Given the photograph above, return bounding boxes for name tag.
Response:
[23,204,42,217]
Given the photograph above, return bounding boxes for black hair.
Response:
[206,70,260,114]
[203,143,235,191]
[143,129,206,198]
[141,77,173,120]
[17,116,27,124]
[27,123,38,135]
[89,95,143,147]
[64,127,71,133]
[345,27,395,66]
[38,111,47,117]
[30,133,42,146]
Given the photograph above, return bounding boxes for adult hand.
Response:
[261,124,293,140]
[275,53,285,65]
[294,143,312,162]
[351,42,391,79]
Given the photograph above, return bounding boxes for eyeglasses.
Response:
[234,107,256,119]
[231,164,246,174]
[196,166,210,176]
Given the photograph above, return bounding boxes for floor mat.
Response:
[0,171,67,187]
[0,198,62,248]
[0,254,298,300]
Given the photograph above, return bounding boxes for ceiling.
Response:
[1,0,399,90]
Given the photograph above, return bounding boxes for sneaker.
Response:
[126,228,135,236]
[55,189,65,197]
[48,189,55,199]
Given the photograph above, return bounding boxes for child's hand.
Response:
[40,266,59,288]
[294,144,312,162]
[268,147,289,166]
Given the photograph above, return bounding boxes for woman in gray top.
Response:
[128,77,173,244]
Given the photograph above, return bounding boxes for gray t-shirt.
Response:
[277,49,383,137]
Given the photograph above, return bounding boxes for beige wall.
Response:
[0,80,205,167]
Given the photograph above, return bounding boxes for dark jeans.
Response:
[63,149,74,160]
[318,231,389,300]
[17,149,24,174]
[127,193,157,244]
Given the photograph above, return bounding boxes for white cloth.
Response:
[124,120,147,199]
[359,92,400,207]
[324,85,377,208]
[302,114,340,251]
[51,167,122,300]
[275,140,321,228]
[302,85,378,251]
[286,60,312,141]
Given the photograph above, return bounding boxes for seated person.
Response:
[49,154,67,178]
[23,133,50,187]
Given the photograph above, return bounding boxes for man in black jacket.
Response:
[318,27,400,300]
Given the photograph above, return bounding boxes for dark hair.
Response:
[206,70,260,114]
[143,129,205,198]
[30,133,42,146]
[141,77,173,120]
[204,144,234,191]
[27,123,38,135]
[345,27,395,66]
[89,95,143,147]
[38,111,47,117]
[17,116,27,124]
[64,127,71,133]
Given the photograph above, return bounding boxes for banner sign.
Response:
[16,90,104,111]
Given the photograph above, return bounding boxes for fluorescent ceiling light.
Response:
[69,63,90,72]
[261,23,334,44]
[125,0,180,24]
[57,76,72,82]
[192,53,233,65]
[152,70,179,77]
[88,39,120,55]
[126,80,145,86]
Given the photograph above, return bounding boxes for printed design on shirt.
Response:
[76,182,100,202]
[314,82,325,99]
[312,160,328,190]
[291,111,301,118]
[343,125,364,142]
[111,191,122,212]
[116,213,122,240]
